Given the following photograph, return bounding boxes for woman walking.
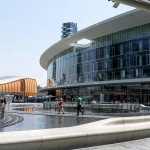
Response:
[58,98,65,114]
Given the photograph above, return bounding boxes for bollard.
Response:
[43,101,47,110]
[121,104,124,113]
[43,102,45,110]
[0,103,4,120]
[49,103,51,111]
[130,104,132,113]
[0,108,2,120]
[1,107,4,119]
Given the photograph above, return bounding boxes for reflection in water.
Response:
[76,117,89,125]
[14,107,35,112]
[58,116,64,127]
[1,113,102,132]
[77,117,80,125]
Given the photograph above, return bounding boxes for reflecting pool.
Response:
[0,113,102,132]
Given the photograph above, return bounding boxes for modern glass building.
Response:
[40,9,150,105]
[61,22,77,39]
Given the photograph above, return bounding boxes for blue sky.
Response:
[0,0,133,86]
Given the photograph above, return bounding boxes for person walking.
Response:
[76,96,84,116]
[58,98,65,114]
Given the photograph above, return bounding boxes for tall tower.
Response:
[61,22,77,39]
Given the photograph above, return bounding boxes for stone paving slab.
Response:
[73,138,150,150]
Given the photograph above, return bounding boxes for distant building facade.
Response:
[61,22,77,39]
[0,76,37,99]
[40,10,150,105]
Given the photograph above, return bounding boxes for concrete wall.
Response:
[0,116,150,150]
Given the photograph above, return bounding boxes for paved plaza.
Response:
[3,103,150,149]
[74,138,150,150]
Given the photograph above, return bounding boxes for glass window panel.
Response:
[104,46,110,58]
[88,51,92,61]
[91,51,95,60]
[142,37,150,51]
[129,27,139,39]
[96,49,100,59]
[114,43,120,55]
[107,34,112,45]
[112,32,121,44]
[141,24,150,37]
[132,39,140,53]
[143,66,150,77]
[77,53,81,63]
[97,59,103,70]
[147,54,150,65]
[115,69,120,79]
[122,29,129,41]
[93,61,97,71]
[112,57,120,69]
[110,46,114,56]
[100,48,104,58]
[103,36,107,46]
[77,64,82,74]
[141,52,147,65]
[99,37,104,47]
[129,69,135,78]
[87,62,91,72]
[84,52,88,62]
[106,59,112,69]
[130,55,136,67]
[123,41,130,54]
[136,55,139,66]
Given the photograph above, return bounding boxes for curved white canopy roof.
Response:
[0,76,33,84]
[40,9,150,70]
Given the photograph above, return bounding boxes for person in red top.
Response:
[58,98,65,114]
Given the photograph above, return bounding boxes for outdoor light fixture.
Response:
[113,2,120,8]
[108,0,150,12]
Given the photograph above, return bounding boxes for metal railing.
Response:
[43,102,141,114]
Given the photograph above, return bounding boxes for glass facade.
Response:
[57,83,150,106]
[47,23,150,105]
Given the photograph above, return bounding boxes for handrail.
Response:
[43,102,141,114]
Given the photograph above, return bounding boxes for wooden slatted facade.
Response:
[0,78,37,96]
